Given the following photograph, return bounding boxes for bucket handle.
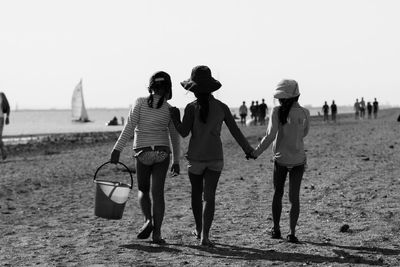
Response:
[93,161,134,189]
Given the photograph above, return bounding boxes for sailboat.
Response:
[71,79,91,122]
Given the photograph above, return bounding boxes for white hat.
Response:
[273,79,300,99]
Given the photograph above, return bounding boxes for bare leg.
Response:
[201,169,221,246]
[189,172,204,238]
[136,159,153,237]
[150,157,169,241]
[288,164,304,236]
[272,162,287,233]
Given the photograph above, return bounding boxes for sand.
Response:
[1,109,400,266]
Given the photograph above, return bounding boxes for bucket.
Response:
[93,161,133,220]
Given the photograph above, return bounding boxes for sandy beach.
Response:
[1,108,399,266]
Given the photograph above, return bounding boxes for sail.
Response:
[71,79,90,122]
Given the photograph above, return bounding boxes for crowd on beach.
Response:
[321,97,380,123]
[238,99,269,126]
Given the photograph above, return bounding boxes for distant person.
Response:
[373,98,379,119]
[255,101,260,124]
[322,101,329,122]
[367,102,372,119]
[239,101,248,126]
[360,97,366,119]
[121,116,125,125]
[108,116,118,126]
[354,99,360,120]
[258,99,268,125]
[250,101,256,124]
[0,92,10,160]
[249,79,310,243]
[330,100,337,123]
[169,65,254,247]
[110,71,180,244]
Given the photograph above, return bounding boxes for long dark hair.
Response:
[278,96,299,125]
[194,92,210,123]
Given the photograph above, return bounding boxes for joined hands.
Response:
[245,150,257,160]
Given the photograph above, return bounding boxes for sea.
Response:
[3,106,356,138]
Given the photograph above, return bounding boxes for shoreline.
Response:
[3,108,399,146]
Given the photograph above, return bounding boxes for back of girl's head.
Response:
[194,92,211,124]
[278,95,299,125]
[147,71,172,108]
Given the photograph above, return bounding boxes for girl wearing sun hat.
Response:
[169,65,254,247]
[251,79,310,243]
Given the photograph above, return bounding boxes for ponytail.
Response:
[195,92,210,123]
[147,91,165,109]
[278,96,299,125]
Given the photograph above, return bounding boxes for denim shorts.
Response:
[187,159,224,175]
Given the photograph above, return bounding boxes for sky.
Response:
[1,0,399,110]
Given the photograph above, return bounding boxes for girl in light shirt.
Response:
[251,79,310,243]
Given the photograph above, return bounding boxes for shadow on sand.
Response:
[182,243,385,265]
[305,241,400,256]
[120,242,181,254]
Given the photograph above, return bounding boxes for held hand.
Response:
[170,163,180,177]
[245,150,257,160]
[169,107,180,121]
[110,149,120,164]
[5,117,9,125]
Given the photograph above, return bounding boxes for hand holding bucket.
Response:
[93,161,133,220]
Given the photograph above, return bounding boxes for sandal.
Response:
[287,234,299,243]
[191,230,201,240]
[271,228,282,239]
[137,221,153,239]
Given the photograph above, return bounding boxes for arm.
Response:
[222,103,253,154]
[170,104,194,137]
[112,99,140,156]
[303,108,310,137]
[253,108,279,158]
[1,93,10,124]
[168,118,181,164]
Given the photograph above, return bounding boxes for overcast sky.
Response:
[1,0,399,109]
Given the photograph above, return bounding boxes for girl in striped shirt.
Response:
[110,71,180,244]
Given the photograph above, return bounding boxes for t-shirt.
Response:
[254,102,310,166]
[173,95,252,161]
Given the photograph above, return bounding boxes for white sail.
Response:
[71,79,90,122]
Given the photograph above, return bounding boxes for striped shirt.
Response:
[113,95,180,163]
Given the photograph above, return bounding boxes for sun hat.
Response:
[181,65,222,94]
[148,71,172,100]
[273,79,300,99]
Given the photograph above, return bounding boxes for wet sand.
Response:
[1,109,400,266]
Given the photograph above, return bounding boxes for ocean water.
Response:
[3,106,355,137]
[3,108,129,137]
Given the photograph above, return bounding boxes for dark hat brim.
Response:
[180,78,222,94]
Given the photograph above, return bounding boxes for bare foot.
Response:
[200,238,215,247]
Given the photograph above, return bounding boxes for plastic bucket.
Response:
[93,161,133,220]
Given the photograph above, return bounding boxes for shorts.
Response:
[187,159,224,175]
[134,146,170,166]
